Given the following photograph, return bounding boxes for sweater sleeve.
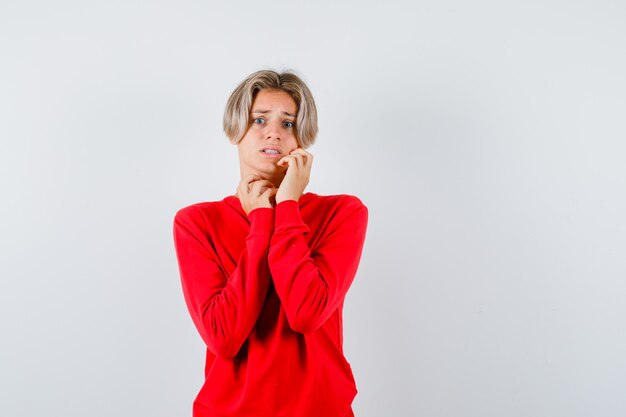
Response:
[268,197,368,333]
[173,206,274,358]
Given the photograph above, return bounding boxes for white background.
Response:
[1,1,625,416]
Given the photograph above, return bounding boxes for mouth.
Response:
[260,148,281,157]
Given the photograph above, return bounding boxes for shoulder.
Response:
[303,193,368,228]
[175,201,214,219]
[307,193,367,212]
[173,199,229,228]
[302,193,368,239]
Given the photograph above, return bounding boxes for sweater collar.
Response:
[223,192,317,214]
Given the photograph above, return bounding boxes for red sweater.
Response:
[172,192,368,417]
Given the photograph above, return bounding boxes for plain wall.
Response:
[1,1,625,416]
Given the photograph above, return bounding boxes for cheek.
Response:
[287,133,300,148]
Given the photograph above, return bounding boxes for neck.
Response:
[239,167,286,189]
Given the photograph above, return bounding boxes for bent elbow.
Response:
[286,312,325,334]
[208,337,243,359]
[201,317,245,358]
[285,291,334,333]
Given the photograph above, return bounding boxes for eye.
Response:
[253,117,265,125]
[283,121,294,128]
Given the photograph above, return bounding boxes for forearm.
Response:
[268,199,368,333]
[174,206,274,357]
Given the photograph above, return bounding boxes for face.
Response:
[237,89,300,179]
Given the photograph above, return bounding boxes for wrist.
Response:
[276,192,301,204]
[276,197,299,204]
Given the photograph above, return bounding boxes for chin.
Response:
[251,167,277,179]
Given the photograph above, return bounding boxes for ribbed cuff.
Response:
[275,200,309,232]
[248,207,274,235]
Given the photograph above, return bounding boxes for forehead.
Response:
[251,89,297,114]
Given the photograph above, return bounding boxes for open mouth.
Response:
[261,148,281,157]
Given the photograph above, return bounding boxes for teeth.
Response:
[263,149,279,154]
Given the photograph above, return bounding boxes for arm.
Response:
[268,197,368,333]
[173,206,274,358]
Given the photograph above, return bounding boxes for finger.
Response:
[250,179,274,195]
[254,179,275,187]
[277,155,294,167]
[240,174,263,187]
[237,182,250,196]
[290,148,311,160]
[304,152,313,168]
[261,187,276,197]
[291,149,311,166]
[240,173,262,185]
[250,179,274,190]
[239,174,263,194]
[259,188,276,203]
[291,153,304,170]
[237,182,246,195]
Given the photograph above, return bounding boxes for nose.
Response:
[264,120,282,141]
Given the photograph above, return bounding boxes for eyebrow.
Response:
[251,109,296,118]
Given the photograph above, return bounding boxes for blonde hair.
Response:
[223,70,318,148]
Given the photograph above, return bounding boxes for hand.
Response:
[275,148,313,204]
[236,174,278,216]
